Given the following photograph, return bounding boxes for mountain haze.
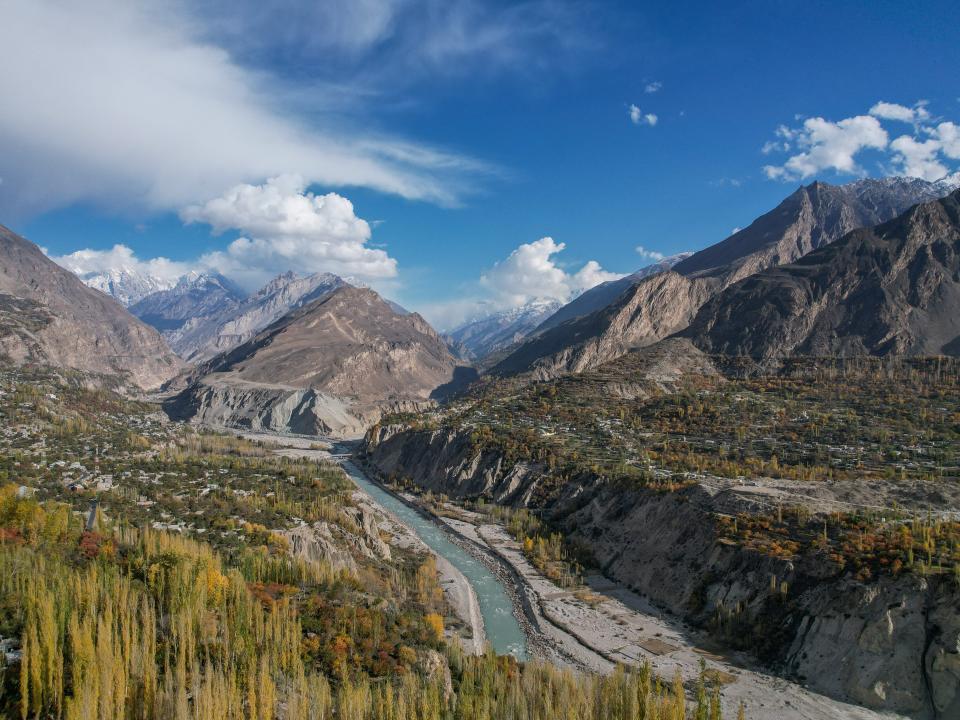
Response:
[445,299,562,362]
[130,272,244,333]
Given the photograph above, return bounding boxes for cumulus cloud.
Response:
[183,175,397,290]
[480,237,621,308]
[763,115,888,180]
[644,81,662,93]
[635,245,665,262]
[629,105,658,126]
[56,176,397,293]
[889,136,948,181]
[52,245,190,283]
[935,122,960,159]
[0,0,486,219]
[763,102,960,183]
[421,237,624,329]
[869,101,930,123]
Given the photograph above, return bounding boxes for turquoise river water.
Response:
[342,461,528,659]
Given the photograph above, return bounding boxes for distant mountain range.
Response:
[489,176,960,379]
[445,299,562,362]
[129,272,245,332]
[0,225,183,389]
[159,271,347,362]
[6,173,960,407]
[65,266,179,306]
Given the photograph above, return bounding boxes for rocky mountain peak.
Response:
[0,225,183,389]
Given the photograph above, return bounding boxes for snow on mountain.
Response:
[130,272,245,333]
[73,267,177,306]
[445,298,563,361]
[165,270,347,362]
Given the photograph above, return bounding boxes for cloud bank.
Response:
[763,101,960,182]
[0,0,485,218]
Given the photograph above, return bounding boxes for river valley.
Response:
[246,430,913,720]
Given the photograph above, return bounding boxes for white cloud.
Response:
[644,81,662,93]
[0,0,486,219]
[420,237,624,329]
[55,175,397,293]
[52,245,190,284]
[889,135,949,182]
[763,115,888,181]
[635,245,665,262]
[869,101,930,123]
[480,237,621,307]
[935,122,960,159]
[629,105,658,126]
[763,102,960,183]
[183,175,397,290]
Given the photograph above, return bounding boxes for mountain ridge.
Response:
[489,177,960,380]
[686,188,960,358]
[0,225,183,389]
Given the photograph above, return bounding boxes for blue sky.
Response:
[2,0,959,328]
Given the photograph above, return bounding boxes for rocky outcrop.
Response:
[0,224,183,390]
[284,500,393,573]
[167,378,436,439]
[360,422,960,718]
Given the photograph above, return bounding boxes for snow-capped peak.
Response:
[76,267,177,306]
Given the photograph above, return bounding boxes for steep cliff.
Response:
[360,423,960,718]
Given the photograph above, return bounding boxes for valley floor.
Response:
[235,429,913,720]
[436,505,904,720]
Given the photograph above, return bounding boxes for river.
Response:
[341,461,529,660]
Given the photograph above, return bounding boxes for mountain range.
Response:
[687,187,960,358]
[489,176,960,379]
[65,266,178,306]
[4,173,960,427]
[145,271,346,362]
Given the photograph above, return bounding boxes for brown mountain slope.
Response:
[168,285,472,436]
[490,177,959,379]
[0,224,183,389]
[687,189,960,358]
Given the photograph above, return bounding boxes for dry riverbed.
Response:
[431,502,910,720]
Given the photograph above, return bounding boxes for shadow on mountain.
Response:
[430,365,479,401]
[943,335,960,356]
